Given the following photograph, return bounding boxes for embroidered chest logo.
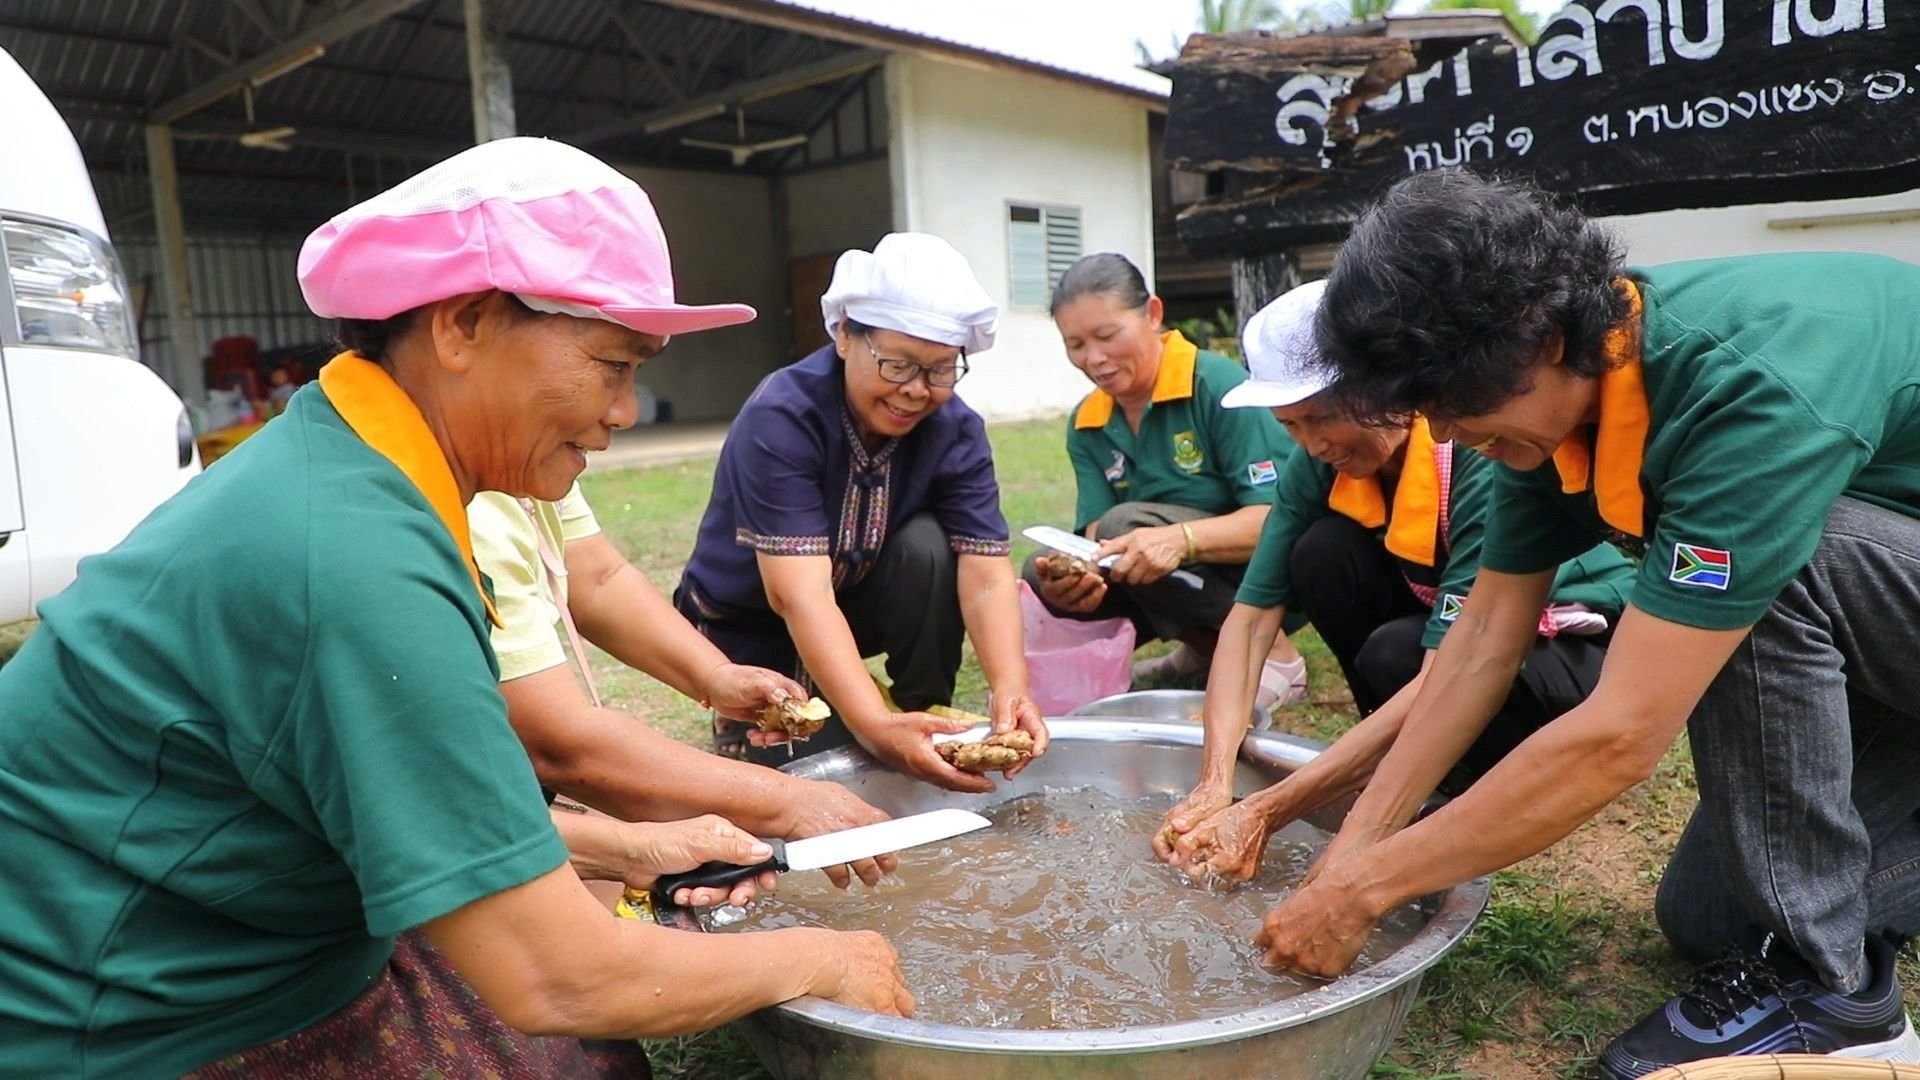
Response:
[1247,459,1278,485]
[1669,543,1731,591]
[1172,431,1204,474]
[1104,450,1128,487]
[1438,593,1466,622]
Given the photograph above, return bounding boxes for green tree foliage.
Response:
[1198,0,1292,33]
[1423,0,1542,42]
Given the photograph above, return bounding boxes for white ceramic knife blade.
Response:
[1022,524,1205,589]
[782,808,991,871]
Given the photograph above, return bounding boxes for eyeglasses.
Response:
[864,335,968,388]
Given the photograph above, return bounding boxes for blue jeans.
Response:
[1655,498,1920,991]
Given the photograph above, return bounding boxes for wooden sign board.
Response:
[1167,1,1920,256]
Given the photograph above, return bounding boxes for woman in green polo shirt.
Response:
[1153,279,1632,878]
[0,138,909,1079]
[1022,252,1308,707]
[1250,170,1920,1077]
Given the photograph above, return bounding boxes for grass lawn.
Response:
[3,415,1908,1078]
[584,415,1920,1080]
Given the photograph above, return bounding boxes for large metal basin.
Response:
[731,718,1488,1080]
[1068,688,1267,730]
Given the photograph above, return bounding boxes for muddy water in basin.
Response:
[727,788,1424,1029]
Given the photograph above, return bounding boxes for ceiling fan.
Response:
[174,84,297,151]
[680,107,806,167]
[235,125,297,151]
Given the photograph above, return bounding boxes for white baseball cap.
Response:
[1221,279,1330,410]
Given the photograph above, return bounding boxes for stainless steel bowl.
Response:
[728,718,1488,1080]
[1067,688,1267,730]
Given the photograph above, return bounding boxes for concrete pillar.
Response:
[464,0,516,143]
[143,123,204,400]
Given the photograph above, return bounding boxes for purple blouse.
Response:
[678,345,1011,622]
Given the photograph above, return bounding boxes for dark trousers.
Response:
[1020,501,1247,644]
[1289,514,1609,789]
[678,513,964,767]
[1653,498,1920,990]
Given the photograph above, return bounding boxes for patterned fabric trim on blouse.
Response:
[950,536,1012,556]
[832,408,899,589]
[736,528,832,556]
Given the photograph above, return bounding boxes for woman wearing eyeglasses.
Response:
[675,233,1048,792]
[1025,252,1309,710]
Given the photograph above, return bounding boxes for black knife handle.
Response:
[652,838,787,905]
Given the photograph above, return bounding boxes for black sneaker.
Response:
[1598,932,1920,1079]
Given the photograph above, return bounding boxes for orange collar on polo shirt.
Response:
[1549,280,1650,539]
[1327,416,1445,568]
[318,351,505,628]
[1073,330,1199,429]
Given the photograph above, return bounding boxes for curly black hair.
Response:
[1314,170,1632,423]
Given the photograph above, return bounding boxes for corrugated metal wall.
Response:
[117,233,330,387]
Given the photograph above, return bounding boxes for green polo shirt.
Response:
[1481,253,1920,630]
[0,382,567,1078]
[1066,330,1288,531]
[1239,424,1632,647]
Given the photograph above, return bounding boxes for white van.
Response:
[0,46,199,625]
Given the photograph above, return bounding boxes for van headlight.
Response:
[2,218,138,359]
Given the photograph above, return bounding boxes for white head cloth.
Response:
[820,233,998,355]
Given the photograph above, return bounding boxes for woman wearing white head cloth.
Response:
[677,233,1049,793]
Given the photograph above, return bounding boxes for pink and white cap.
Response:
[297,137,755,336]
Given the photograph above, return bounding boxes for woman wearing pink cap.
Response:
[0,138,910,1078]
[676,233,1049,793]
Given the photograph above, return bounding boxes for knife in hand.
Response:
[1022,524,1205,589]
[651,808,991,906]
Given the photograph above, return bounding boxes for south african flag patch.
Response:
[1669,543,1731,591]
[1438,593,1466,622]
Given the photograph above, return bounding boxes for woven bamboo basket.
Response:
[1641,1056,1920,1079]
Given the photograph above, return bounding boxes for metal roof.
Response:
[0,0,1161,241]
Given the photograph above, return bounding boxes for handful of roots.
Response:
[757,696,832,739]
[936,730,1036,774]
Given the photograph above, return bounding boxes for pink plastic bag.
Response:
[1017,580,1136,715]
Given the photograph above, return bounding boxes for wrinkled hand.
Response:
[1253,870,1381,979]
[988,693,1049,778]
[1098,526,1185,586]
[810,928,916,1017]
[1152,783,1233,862]
[1169,799,1273,886]
[784,779,897,889]
[702,662,810,730]
[862,711,998,794]
[1035,556,1107,614]
[629,815,780,909]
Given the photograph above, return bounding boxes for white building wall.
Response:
[616,164,784,422]
[1606,190,1920,266]
[887,54,1155,421]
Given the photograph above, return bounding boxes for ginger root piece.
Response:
[757,696,831,740]
[1036,554,1093,580]
[937,730,1036,774]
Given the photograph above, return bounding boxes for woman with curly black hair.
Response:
[1259,169,1920,1078]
